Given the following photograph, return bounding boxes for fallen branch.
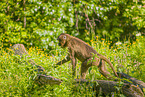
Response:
[118,72,145,90]
[74,79,144,97]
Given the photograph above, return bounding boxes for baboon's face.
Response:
[57,34,67,48]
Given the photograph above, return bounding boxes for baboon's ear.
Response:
[63,35,66,39]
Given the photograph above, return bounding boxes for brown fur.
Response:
[56,33,118,79]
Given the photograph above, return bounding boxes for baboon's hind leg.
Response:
[98,59,113,79]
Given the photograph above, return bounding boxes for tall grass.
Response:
[0,36,144,96]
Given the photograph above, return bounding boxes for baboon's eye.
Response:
[63,36,66,39]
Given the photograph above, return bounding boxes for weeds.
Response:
[0,36,144,96]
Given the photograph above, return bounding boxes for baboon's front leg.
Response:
[71,57,77,76]
[56,56,70,65]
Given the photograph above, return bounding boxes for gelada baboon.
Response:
[56,33,118,79]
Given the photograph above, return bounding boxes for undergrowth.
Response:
[0,36,144,96]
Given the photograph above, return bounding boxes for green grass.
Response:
[0,36,145,96]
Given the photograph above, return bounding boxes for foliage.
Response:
[0,0,145,50]
[0,36,145,96]
[0,0,74,50]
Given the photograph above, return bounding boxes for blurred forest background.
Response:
[0,0,145,51]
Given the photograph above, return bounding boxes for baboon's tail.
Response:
[97,54,118,77]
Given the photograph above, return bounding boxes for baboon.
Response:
[56,33,118,79]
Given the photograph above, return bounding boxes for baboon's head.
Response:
[57,33,70,48]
